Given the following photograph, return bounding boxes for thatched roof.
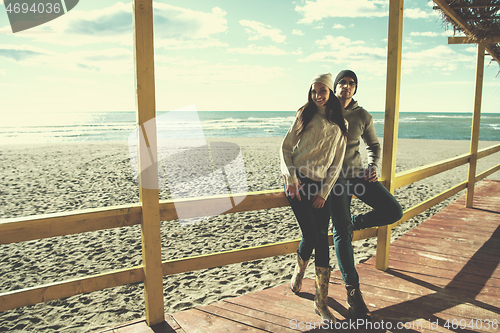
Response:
[433,0,500,66]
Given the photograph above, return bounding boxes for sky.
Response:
[0,0,499,114]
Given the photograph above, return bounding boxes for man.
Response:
[330,69,403,320]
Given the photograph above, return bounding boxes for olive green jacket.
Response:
[341,100,381,178]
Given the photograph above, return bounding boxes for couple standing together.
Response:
[280,70,403,323]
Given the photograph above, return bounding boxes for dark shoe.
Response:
[346,285,371,320]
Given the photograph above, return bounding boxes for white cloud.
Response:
[154,4,228,49]
[239,20,286,43]
[300,45,386,62]
[156,62,286,85]
[0,44,133,75]
[155,39,227,50]
[402,45,475,74]
[2,2,228,49]
[0,44,55,61]
[410,31,450,37]
[37,76,99,86]
[66,48,134,75]
[332,24,346,29]
[299,45,387,75]
[153,54,289,86]
[404,38,422,46]
[0,2,133,46]
[296,1,439,23]
[292,29,305,36]
[155,55,208,67]
[228,44,301,56]
[0,69,5,76]
[404,8,439,19]
[315,36,365,48]
[229,45,287,55]
[296,0,388,23]
[299,44,475,81]
[411,31,439,37]
[444,30,455,37]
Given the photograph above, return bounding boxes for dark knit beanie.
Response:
[333,70,358,95]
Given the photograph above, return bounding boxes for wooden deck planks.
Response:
[387,259,500,288]
[388,234,499,259]
[99,315,184,333]
[330,266,499,324]
[388,244,500,273]
[173,304,296,333]
[105,180,500,333]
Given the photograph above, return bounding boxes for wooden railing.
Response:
[1,143,499,313]
[1,0,498,327]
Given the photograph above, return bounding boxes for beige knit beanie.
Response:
[310,73,334,92]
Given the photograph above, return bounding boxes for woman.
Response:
[280,73,348,322]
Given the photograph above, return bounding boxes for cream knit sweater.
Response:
[280,106,347,199]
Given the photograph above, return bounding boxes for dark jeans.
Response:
[330,177,403,286]
[286,173,331,268]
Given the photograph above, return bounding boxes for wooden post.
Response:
[466,43,485,208]
[133,0,164,325]
[376,0,404,271]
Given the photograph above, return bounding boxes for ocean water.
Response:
[373,112,500,141]
[0,111,499,144]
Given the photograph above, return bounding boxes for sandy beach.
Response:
[0,137,499,332]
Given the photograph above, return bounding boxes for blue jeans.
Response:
[330,178,403,286]
[286,173,331,268]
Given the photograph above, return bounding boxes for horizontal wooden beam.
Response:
[162,225,378,276]
[0,204,142,245]
[353,227,378,242]
[477,143,500,159]
[162,239,301,276]
[449,36,500,44]
[434,5,500,9]
[0,266,144,312]
[464,17,500,21]
[475,164,500,183]
[159,190,288,222]
[391,180,468,229]
[485,46,500,65]
[393,143,500,190]
[394,153,470,189]
[0,190,288,245]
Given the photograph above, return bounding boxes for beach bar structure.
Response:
[1,0,500,331]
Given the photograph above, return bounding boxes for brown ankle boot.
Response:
[346,285,372,320]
